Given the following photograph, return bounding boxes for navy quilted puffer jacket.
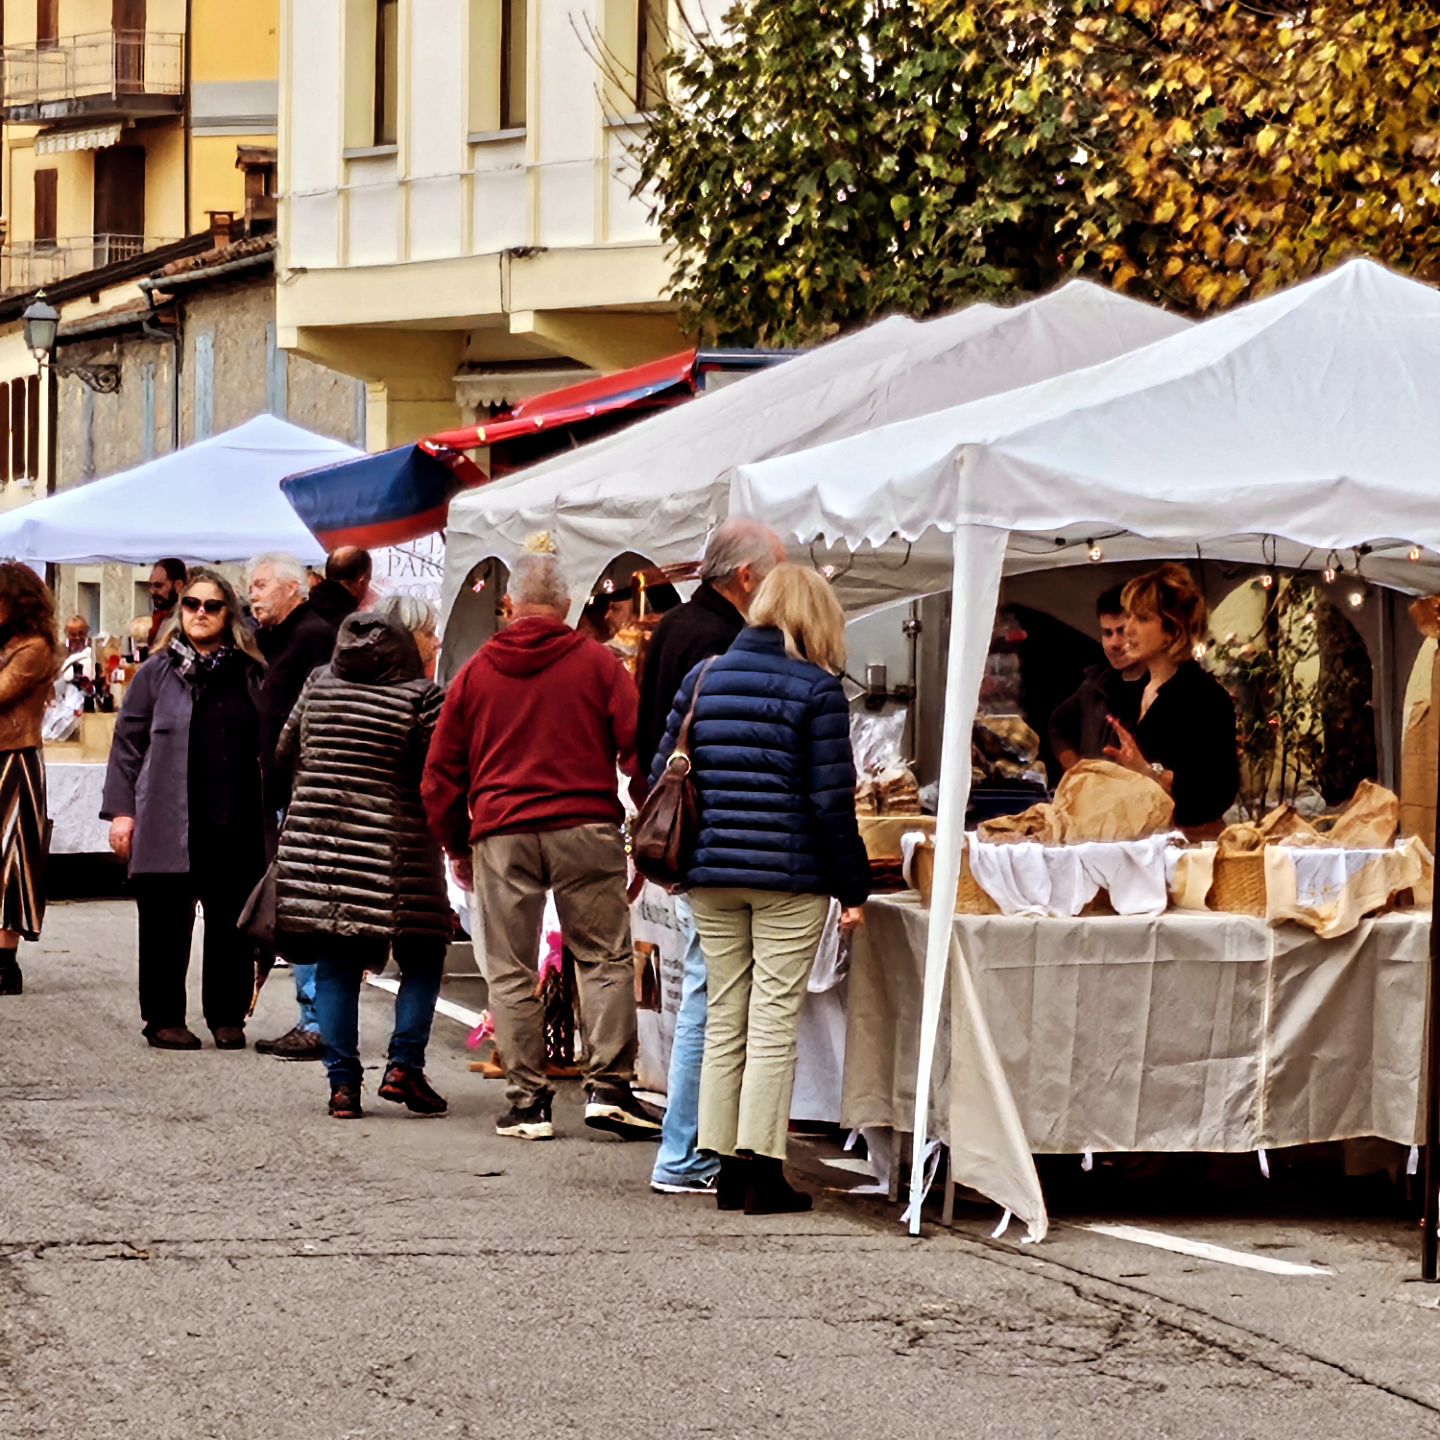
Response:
[650,626,870,907]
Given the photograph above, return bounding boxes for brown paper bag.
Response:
[1051,759,1175,842]
[1328,779,1400,850]
[977,803,1060,844]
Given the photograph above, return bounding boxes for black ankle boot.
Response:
[744,1156,812,1216]
[716,1154,751,1211]
[0,952,21,996]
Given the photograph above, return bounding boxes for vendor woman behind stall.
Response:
[1103,563,1239,837]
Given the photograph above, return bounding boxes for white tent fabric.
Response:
[730,258,1440,1241]
[440,282,1190,629]
[0,415,355,565]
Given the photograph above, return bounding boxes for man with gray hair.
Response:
[635,515,785,1195]
[423,540,656,1142]
[249,551,343,1061]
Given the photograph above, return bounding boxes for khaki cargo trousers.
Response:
[473,822,638,1108]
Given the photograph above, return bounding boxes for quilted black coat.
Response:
[273,613,450,941]
[651,626,870,908]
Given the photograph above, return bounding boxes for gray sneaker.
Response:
[650,1172,719,1196]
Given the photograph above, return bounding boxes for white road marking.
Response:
[1081,1222,1333,1277]
[364,973,485,1029]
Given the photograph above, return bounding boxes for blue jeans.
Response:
[312,936,445,1087]
[652,898,719,1186]
[291,961,320,1033]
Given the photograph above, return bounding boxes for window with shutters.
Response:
[10,379,27,483]
[0,385,11,487]
[374,0,399,146]
[468,0,527,134]
[36,0,58,51]
[26,377,40,486]
[33,169,58,249]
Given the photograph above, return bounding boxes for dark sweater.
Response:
[1049,663,1144,767]
[1133,661,1240,828]
[187,649,263,838]
[256,601,340,803]
[637,583,745,774]
[652,626,870,907]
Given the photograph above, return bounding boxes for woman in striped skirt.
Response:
[0,564,62,995]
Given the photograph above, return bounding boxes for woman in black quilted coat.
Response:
[652,564,869,1216]
[274,611,451,1120]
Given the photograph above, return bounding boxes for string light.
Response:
[1323,564,1337,584]
[1193,641,1210,661]
[601,577,615,594]
[1347,588,1366,610]
[1259,572,1275,590]
[1411,546,1423,563]
[1087,540,1104,563]
[1323,550,1342,585]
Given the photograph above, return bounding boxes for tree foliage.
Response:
[634,1,1440,345]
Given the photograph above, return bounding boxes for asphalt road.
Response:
[3,899,1440,1439]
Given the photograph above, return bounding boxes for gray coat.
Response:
[273,613,450,941]
[100,644,267,875]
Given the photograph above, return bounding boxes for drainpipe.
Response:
[182,0,194,235]
[139,298,182,454]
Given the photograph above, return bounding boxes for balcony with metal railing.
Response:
[0,234,179,293]
[0,31,185,123]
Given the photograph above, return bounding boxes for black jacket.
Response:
[1049,663,1143,769]
[637,583,745,774]
[274,613,450,941]
[652,627,870,907]
[1133,661,1240,828]
[256,600,340,804]
[306,579,361,629]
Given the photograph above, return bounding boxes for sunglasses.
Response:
[180,597,227,616]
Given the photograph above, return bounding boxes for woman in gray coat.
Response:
[274,610,450,1120]
[101,569,267,1051]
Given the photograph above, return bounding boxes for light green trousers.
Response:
[690,887,830,1161]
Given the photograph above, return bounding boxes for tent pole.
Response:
[1422,721,1440,1278]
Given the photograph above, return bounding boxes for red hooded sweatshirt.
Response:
[423,615,640,854]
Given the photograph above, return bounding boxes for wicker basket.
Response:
[1208,852,1268,916]
[858,814,934,861]
[913,839,1118,915]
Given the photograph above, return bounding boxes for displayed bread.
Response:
[1217,803,1320,856]
[856,765,921,817]
[978,804,1060,845]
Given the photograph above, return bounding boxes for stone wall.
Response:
[51,271,366,640]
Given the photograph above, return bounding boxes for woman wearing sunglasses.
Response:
[101,569,268,1050]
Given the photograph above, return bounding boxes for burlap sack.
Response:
[1327,779,1400,850]
[1051,760,1175,842]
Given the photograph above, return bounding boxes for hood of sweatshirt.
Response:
[331,612,423,685]
[483,615,586,678]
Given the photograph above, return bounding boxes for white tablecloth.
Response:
[46,761,110,856]
[845,893,1430,1230]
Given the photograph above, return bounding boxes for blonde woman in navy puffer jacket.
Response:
[652,563,868,1217]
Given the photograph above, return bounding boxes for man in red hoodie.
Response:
[423,544,658,1143]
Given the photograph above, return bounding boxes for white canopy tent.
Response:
[0,415,356,565]
[730,258,1440,1239]
[440,281,1189,639]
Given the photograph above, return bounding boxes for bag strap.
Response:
[671,658,718,765]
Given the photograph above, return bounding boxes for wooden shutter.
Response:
[37,0,58,49]
[10,379,26,482]
[112,0,147,90]
[0,384,11,487]
[93,146,146,252]
[33,169,57,248]
[26,378,40,488]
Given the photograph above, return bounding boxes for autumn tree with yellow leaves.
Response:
[634,0,1440,344]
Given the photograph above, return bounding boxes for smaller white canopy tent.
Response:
[0,415,356,565]
[731,258,1440,1240]
[440,281,1189,639]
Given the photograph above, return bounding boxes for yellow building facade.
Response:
[278,0,685,450]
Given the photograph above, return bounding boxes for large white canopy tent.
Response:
[0,415,355,565]
[439,281,1189,642]
[730,258,1440,1239]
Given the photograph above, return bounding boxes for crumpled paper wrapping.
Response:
[1217,804,1318,857]
[1265,836,1433,939]
[1325,779,1400,850]
[977,760,1174,845]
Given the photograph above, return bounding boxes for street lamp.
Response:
[21,293,59,364]
[21,293,59,365]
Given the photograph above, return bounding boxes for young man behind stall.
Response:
[1049,585,1146,774]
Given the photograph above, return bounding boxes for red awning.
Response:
[424,348,700,452]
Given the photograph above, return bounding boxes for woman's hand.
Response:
[108,816,135,862]
[1102,717,1149,775]
[839,905,865,933]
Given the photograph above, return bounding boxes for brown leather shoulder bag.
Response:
[632,659,716,890]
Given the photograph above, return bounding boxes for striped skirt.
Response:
[0,747,48,941]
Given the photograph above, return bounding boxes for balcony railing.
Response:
[0,31,184,119]
[1,235,178,293]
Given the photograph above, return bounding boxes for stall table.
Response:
[46,761,112,856]
[844,893,1428,1210]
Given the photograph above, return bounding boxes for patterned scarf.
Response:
[170,638,241,684]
